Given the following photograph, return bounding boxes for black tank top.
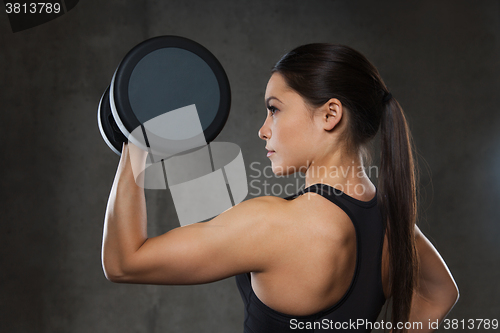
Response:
[235,183,386,332]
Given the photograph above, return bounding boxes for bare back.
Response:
[248,188,390,316]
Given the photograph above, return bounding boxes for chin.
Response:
[271,163,285,176]
[271,164,283,176]
[271,161,300,177]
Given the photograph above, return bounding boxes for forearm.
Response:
[102,143,148,281]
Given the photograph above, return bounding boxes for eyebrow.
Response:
[265,96,283,105]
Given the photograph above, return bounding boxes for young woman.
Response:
[102,44,459,332]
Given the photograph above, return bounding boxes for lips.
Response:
[266,148,275,157]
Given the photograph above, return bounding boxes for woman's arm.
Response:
[408,225,459,332]
[101,143,285,285]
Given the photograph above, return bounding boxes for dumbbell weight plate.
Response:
[109,35,231,154]
[98,86,127,155]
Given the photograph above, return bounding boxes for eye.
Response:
[267,105,279,115]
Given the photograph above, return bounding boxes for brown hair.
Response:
[272,44,418,331]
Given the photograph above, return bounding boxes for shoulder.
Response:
[206,192,355,248]
[205,192,355,273]
[207,195,293,231]
[226,193,355,246]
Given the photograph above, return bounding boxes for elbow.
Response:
[102,263,126,283]
[446,273,460,309]
[440,279,460,317]
[102,257,142,284]
[419,279,460,319]
[437,285,459,322]
[102,257,130,283]
[450,282,460,308]
[103,268,127,283]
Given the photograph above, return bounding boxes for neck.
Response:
[303,149,375,200]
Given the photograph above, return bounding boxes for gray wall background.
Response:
[1,0,499,332]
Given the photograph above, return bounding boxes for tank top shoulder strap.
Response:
[285,183,378,208]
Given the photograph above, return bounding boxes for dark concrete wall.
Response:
[1,0,499,332]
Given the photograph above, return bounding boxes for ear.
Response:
[321,98,343,131]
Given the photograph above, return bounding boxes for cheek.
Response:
[279,119,312,150]
[273,121,312,165]
[275,117,303,142]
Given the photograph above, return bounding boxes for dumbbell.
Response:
[98,35,231,156]
[97,36,248,225]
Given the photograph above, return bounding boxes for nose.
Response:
[258,117,271,141]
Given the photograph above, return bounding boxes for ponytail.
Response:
[378,97,418,332]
